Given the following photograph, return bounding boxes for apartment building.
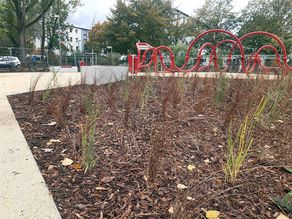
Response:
[35,25,89,53]
[66,26,89,52]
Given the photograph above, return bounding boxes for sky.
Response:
[69,0,250,29]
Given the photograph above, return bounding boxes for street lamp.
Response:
[54,15,62,66]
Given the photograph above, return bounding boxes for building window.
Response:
[70,27,73,33]
[70,37,72,42]
[76,38,78,42]
[76,46,79,51]
[75,29,78,33]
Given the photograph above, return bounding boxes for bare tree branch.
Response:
[7,0,17,13]
[25,0,54,28]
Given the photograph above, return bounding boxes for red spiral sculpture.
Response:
[128,29,292,75]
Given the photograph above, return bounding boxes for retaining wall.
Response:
[81,65,128,85]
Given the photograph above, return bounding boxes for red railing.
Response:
[128,29,292,75]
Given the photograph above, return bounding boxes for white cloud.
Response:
[68,0,249,28]
[68,0,117,28]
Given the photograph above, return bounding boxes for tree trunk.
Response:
[17,10,26,63]
[41,15,46,58]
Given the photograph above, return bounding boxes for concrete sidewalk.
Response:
[0,72,80,219]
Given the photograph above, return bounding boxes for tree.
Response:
[182,0,239,55]
[99,0,176,54]
[184,0,238,35]
[41,0,80,52]
[193,0,237,31]
[0,0,54,60]
[86,22,108,53]
[238,0,292,54]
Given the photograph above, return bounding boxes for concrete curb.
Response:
[0,72,80,219]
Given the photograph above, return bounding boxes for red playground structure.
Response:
[128,29,292,75]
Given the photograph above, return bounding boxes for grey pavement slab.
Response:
[0,72,80,219]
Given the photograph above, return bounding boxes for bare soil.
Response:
[8,76,292,219]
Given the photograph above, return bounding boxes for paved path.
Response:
[0,72,80,219]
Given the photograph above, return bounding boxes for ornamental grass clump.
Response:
[81,113,98,173]
[224,96,268,183]
[42,71,59,101]
[28,73,43,103]
[139,73,153,112]
[214,74,229,107]
[80,92,100,172]
[259,76,290,127]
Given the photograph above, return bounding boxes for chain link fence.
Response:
[0,47,126,72]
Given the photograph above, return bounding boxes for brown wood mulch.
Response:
[8,76,292,219]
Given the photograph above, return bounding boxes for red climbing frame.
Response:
[128,29,292,75]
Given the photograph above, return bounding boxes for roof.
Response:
[69,25,90,31]
[173,8,190,17]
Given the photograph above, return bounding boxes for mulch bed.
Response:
[8,76,292,219]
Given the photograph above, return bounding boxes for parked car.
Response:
[0,56,21,69]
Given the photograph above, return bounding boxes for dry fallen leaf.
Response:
[48,165,55,170]
[101,176,115,184]
[47,121,57,126]
[46,139,61,146]
[276,213,289,219]
[72,163,82,170]
[205,210,220,219]
[204,159,211,164]
[95,186,107,191]
[168,206,174,214]
[42,148,53,153]
[75,213,84,219]
[61,158,74,166]
[187,164,195,171]
[187,196,194,201]
[177,183,188,189]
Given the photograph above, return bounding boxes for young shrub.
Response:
[223,96,268,183]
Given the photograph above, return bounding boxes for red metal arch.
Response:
[128,29,292,75]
